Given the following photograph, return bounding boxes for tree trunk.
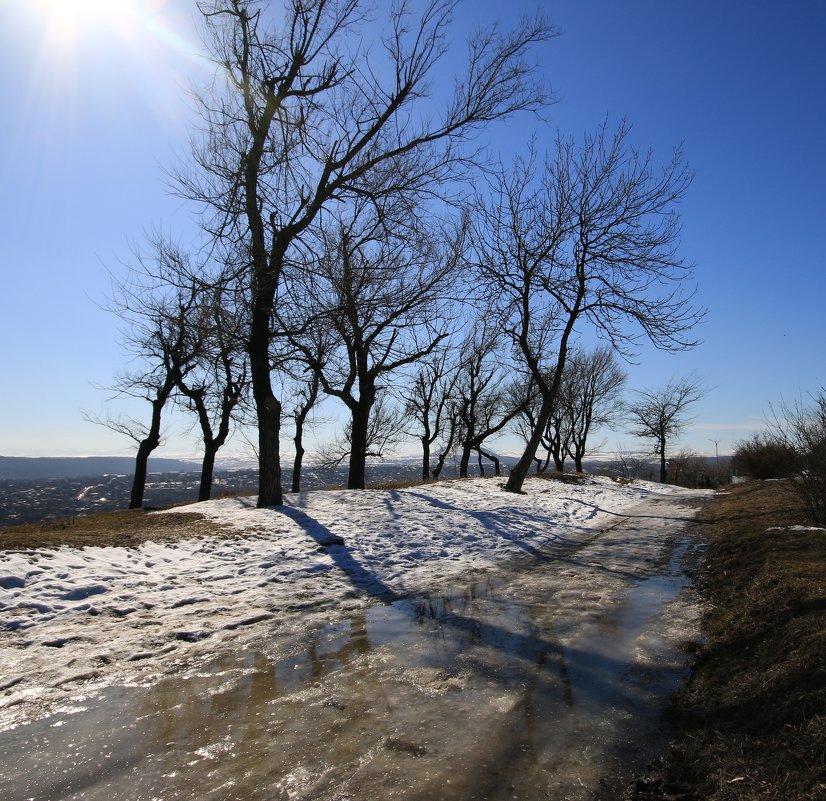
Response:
[477,449,485,476]
[198,441,219,502]
[479,448,500,476]
[347,402,371,490]
[256,392,283,506]
[250,285,283,507]
[505,393,554,493]
[659,439,668,483]
[459,443,472,478]
[130,439,153,509]
[129,388,170,509]
[574,456,583,473]
[421,437,430,482]
[292,440,305,493]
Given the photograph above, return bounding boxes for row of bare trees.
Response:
[96,0,705,508]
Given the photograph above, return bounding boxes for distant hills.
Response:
[0,456,199,481]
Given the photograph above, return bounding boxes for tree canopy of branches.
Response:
[179,0,554,505]
[470,121,703,494]
[626,374,705,483]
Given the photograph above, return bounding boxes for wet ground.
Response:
[0,492,707,801]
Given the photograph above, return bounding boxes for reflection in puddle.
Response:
[0,542,698,801]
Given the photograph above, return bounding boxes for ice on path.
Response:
[0,475,686,729]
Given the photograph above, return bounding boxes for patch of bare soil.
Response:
[629,480,826,801]
[0,506,226,550]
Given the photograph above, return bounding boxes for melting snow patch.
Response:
[0,475,695,730]
[766,525,826,532]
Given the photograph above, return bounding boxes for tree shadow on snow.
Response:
[276,505,401,603]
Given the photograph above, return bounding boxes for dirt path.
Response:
[0,491,708,801]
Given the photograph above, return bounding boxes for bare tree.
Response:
[732,432,797,480]
[400,350,461,481]
[669,448,711,488]
[316,391,405,472]
[453,324,521,478]
[285,208,462,489]
[132,239,252,502]
[511,375,570,473]
[171,289,249,502]
[470,122,703,495]
[626,375,705,483]
[288,369,322,493]
[278,324,330,492]
[178,0,554,506]
[89,270,200,508]
[611,444,645,480]
[564,346,626,472]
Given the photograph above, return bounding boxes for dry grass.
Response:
[630,480,826,800]
[0,506,226,550]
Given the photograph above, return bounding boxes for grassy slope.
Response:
[631,480,826,800]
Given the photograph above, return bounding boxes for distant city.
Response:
[0,457,422,527]
[0,453,727,528]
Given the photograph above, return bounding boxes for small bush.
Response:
[761,391,826,525]
[781,393,826,524]
[733,433,798,480]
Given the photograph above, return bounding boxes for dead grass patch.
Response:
[630,480,826,800]
[0,506,227,550]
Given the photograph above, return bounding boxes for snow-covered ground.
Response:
[0,475,694,731]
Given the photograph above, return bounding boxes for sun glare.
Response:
[32,0,144,45]
[15,0,194,137]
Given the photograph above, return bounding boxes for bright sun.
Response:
[31,0,145,47]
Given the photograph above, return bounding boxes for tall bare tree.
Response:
[132,239,252,502]
[512,373,571,473]
[470,122,703,495]
[453,324,521,478]
[285,208,462,488]
[90,269,200,508]
[401,350,460,481]
[626,374,705,483]
[564,346,626,472]
[178,0,553,506]
[171,289,249,502]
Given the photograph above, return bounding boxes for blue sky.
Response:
[1,0,824,461]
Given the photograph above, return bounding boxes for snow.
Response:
[0,475,691,730]
[766,524,826,532]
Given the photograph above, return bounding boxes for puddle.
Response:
[0,521,701,801]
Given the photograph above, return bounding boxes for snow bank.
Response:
[0,476,682,729]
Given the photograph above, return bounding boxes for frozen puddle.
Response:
[0,495,705,800]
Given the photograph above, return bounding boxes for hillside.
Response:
[0,455,198,480]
